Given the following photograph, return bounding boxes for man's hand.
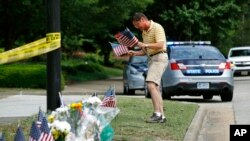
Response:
[137,42,147,48]
[128,50,137,56]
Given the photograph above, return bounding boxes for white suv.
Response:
[228,46,250,76]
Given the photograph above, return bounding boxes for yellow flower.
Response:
[75,102,83,110]
[70,102,83,110]
[52,128,60,139]
[48,115,55,123]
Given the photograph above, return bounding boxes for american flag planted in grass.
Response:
[14,127,26,141]
[101,87,117,108]
[109,42,129,56]
[29,121,41,141]
[36,108,44,128]
[115,28,138,48]
[39,117,54,141]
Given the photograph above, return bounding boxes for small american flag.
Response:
[101,87,117,108]
[0,133,5,141]
[39,117,54,141]
[36,108,44,128]
[14,127,26,141]
[110,43,129,56]
[115,28,138,48]
[29,121,41,141]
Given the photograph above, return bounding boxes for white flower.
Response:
[87,96,102,105]
[51,120,71,133]
[56,106,69,114]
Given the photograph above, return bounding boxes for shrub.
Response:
[0,63,65,89]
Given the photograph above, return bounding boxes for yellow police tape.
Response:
[0,32,61,65]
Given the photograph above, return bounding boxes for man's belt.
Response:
[149,51,167,57]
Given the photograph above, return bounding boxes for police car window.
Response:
[171,46,224,59]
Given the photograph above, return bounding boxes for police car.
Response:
[161,41,234,101]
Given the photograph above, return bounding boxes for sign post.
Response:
[46,0,61,111]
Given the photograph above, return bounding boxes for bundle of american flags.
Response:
[110,28,139,56]
[114,28,138,48]
[12,109,54,141]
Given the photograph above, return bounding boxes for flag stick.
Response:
[58,92,65,107]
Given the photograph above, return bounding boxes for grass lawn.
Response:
[0,97,198,141]
[112,97,198,141]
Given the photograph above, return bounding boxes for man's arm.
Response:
[137,41,165,50]
[128,49,145,56]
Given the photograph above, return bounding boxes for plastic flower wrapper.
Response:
[74,106,119,141]
[93,106,119,141]
[72,95,103,140]
[68,101,83,135]
[47,88,120,140]
[47,102,83,138]
[74,91,119,141]
[74,113,100,140]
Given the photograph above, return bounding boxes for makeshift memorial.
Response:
[47,87,119,141]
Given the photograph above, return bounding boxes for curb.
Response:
[183,105,208,141]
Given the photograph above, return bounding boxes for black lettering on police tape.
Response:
[230,125,250,141]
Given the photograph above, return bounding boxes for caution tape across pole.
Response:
[0,32,61,65]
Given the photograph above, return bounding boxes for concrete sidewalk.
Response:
[0,95,86,125]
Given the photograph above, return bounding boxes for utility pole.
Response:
[46,0,61,111]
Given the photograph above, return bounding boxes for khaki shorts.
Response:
[146,53,168,85]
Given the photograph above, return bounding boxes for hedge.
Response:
[0,63,65,89]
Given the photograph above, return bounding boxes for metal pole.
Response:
[46,0,61,111]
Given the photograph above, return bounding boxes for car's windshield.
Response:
[170,46,225,60]
[230,49,250,57]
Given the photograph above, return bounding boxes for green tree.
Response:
[145,0,242,52]
[232,0,250,46]
[0,0,45,50]
[61,0,153,64]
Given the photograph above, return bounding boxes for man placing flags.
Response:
[128,12,168,123]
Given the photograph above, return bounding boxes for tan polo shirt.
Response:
[142,20,166,55]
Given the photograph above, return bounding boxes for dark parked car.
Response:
[161,41,234,101]
[123,55,148,96]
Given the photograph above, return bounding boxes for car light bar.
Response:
[167,41,211,45]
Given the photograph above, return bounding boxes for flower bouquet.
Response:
[48,88,119,141]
